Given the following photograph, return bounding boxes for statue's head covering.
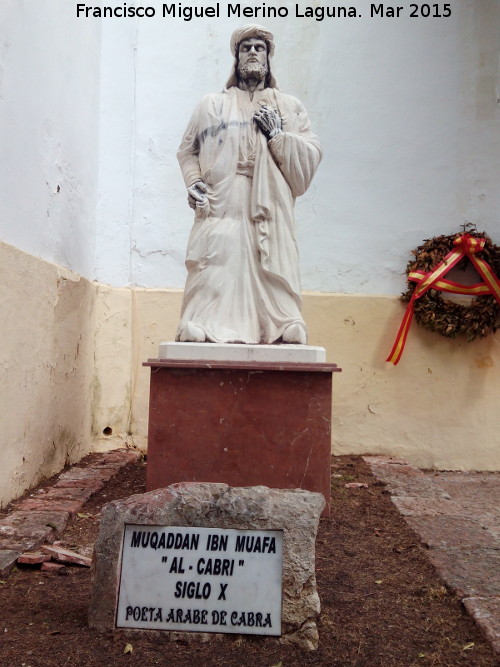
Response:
[225,24,278,89]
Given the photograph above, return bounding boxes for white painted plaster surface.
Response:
[95,2,500,295]
[0,1,100,278]
[94,17,138,286]
[157,342,327,363]
[1,3,498,294]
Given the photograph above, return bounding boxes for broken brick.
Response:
[14,499,84,513]
[17,552,52,565]
[41,545,92,567]
[33,487,95,502]
[57,468,117,482]
[102,450,141,465]
[53,478,104,491]
[41,561,67,573]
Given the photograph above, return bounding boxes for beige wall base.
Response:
[0,242,96,508]
[302,292,500,470]
[125,289,500,471]
[2,242,499,506]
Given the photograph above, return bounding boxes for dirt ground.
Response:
[0,455,497,666]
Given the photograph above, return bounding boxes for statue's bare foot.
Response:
[281,323,307,344]
[179,322,206,342]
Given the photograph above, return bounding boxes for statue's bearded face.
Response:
[237,38,268,83]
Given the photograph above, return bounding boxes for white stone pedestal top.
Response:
[158,342,326,364]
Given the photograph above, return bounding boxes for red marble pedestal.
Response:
[143,359,341,515]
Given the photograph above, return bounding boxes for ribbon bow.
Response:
[454,234,486,255]
[387,234,500,365]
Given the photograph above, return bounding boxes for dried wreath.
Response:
[387,229,500,365]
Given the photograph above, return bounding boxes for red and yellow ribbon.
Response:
[387,234,500,365]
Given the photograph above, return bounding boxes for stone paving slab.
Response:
[433,471,500,484]
[390,496,464,517]
[0,550,19,578]
[480,516,500,541]
[405,515,499,550]
[0,510,70,535]
[433,473,500,507]
[57,467,119,482]
[53,478,105,491]
[463,597,500,655]
[365,463,451,499]
[0,510,70,551]
[0,448,141,577]
[364,455,500,655]
[101,450,141,465]
[14,498,86,513]
[428,548,500,598]
[33,487,97,502]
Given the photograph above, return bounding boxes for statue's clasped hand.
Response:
[253,104,283,140]
[187,180,209,211]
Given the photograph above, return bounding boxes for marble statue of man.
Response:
[176,24,322,345]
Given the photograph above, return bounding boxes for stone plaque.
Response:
[89,483,325,650]
[116,524,283,636]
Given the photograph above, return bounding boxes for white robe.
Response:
[176,86,322,344]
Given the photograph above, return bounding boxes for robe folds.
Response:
[176,86,322,344]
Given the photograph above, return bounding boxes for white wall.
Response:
[0,2,498,501]
[0,0,101,278]
[95,1,500,294]
[0,2,497,291]
[0,1,101,505]
[2,2,496,294]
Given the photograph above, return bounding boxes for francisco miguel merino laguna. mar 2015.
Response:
[78,3,365,20]
[76,3,454,20]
